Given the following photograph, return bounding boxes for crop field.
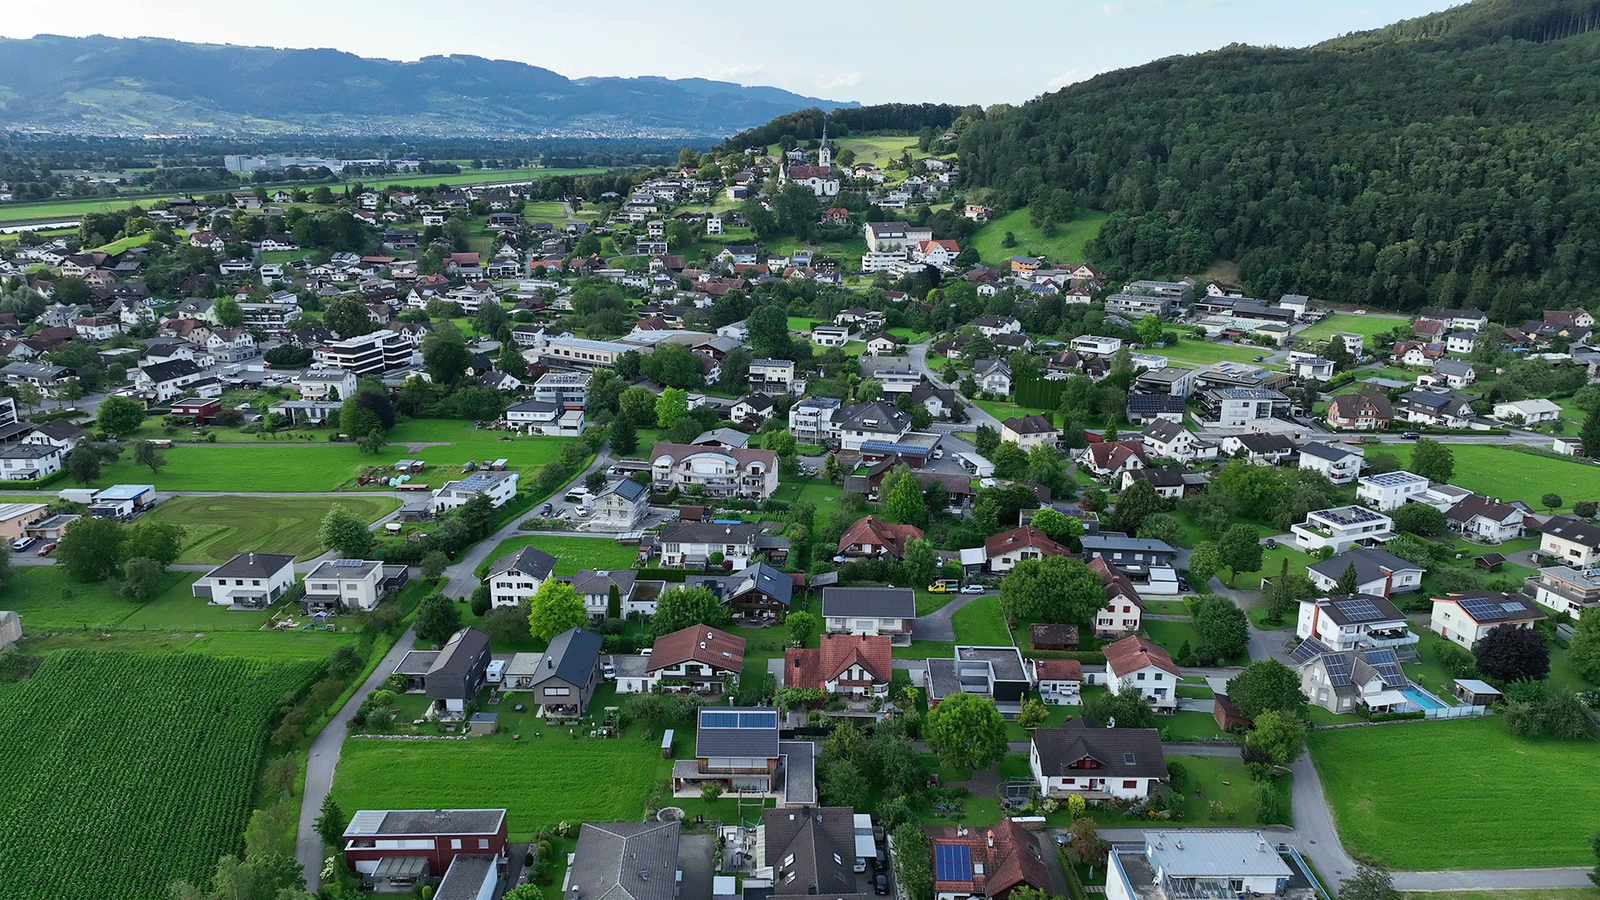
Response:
[145,494,399,563]
[1381,443,1598,512]
[971,207,1107,267]
[0,652,321,900]
[332,735,668,840]
[1309,718,1600,869]
[476,534,639,577]
[88,442,409,491]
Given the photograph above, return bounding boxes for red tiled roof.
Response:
[983,526,1071,561]
[648,624,745,674]
[1033,658,1083,681]
[837,515,922,559]
[1103,634,1179,678]
[784,633,892,690]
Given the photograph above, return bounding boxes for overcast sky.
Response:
[3,0,1460,106]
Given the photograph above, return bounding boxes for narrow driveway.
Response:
[912,591,984,642]
[295,625,418,891]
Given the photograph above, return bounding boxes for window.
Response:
[543,687,571,697]
[1136,672,1145,681]
[451,839,462,849]
[479,839,489,849]
[1122,780,1137,789]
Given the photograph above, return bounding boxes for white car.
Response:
[959,583,984,594]
[575,506,590,517]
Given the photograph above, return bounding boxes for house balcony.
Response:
[1358,627,1419,649]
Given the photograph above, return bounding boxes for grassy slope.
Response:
[1383,443,1598,512]
[1296,313,1408,347]
[970,207,1108,267]
[1309,718,1600,869]
[475,534,639,577]
[145,494,399,564]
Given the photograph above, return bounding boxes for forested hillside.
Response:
[957,0,1600,317]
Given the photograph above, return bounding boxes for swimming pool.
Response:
[1402,687,1447,711]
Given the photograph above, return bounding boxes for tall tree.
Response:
[1192,595,1249,662]
[883,471,927,527]
[322,295,374,339]
[1334,563,1360,595]
[527,579,587,641]
[1225,659,1308,721]
[651,586,733,635]
[1244,708,1307,766]
[610,417,638,455]
[1472,623,1551,682]
[1218,524,1263,586]
[318,504,374,557]
[923,692,1007,773]
[67,445,101,484]
[655,388,689,428]
[56,516,125,582]
[314,795,348,847]
[901,537,937,588]
[1186,541,1223,588]
[413,592,463,645]
[1410,438,1455,483]
[1111,477,1161,535]
[96,395,146,437]
[131,439,166,475]
[999,555,1105,625]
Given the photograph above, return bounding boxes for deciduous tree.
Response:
[1186,541,1222,588]
[786,611,820,647]
[1218,524,1263,586]
[318,504,374,557]
[1225,660,1308,721]
[1472,623,1551,682]
[1410,438,1455,483]
[883,469,927,526]
[1245,708,1306,766]
[1084,686,1156,730]
[413,592,463,645]
[57,515,124,582]
[651,586,732,635]
[96,395,146,437]
[118,556,164,600]
[924,692,1007,774]
[999,555,1104,625]
[1192,595,1249,662]
[67,445,101,484]
[527,579,587,641]
[1111,477,1161,534]
[900,537,937,589]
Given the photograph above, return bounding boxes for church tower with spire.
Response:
[817,124,832,168]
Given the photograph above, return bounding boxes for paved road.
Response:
[906,340,1002,433]
[911,591,985,642]
[295,624,419,891]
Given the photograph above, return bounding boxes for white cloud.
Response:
[816,72,863,91]
[707,62,765,81]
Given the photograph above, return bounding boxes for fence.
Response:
[1283,845,1334,900]
[1424,704,1486,719]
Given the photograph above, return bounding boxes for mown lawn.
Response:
[1295,313,1409,347]
[970,207,1107,267]
[1380,443,1599,512]
[1309,718,1600,868]
[90,443,408,491]
[332,732,670,841]
[950,596,1013,646]
[146,494,398,564]
[1,566,265,631]
[20,627,362,660]
[1161,339,1279,368]
[834,135,920,165]
[475,534,638,577]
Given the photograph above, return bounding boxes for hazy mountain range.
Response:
[0,34,858,137]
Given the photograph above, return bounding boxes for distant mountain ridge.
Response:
[0,34,858,137]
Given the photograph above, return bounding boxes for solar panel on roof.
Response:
[1364,649,1405,685]
[1291,636,1331,664]
[934,844,973,882]
[700,711,739,728]
[1338,599,1382,622]
[739,711,777,729]
[1323,654,1352,686]
[1458,597,1505,621]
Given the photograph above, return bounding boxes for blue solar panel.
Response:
[739,712,777,729]
[934,844,972,882]
[1364,649,1405,685]
[700,711,739,728]
[1337,599,1382,622]
[1291,636,1332,664]
[1323,653,1352,687]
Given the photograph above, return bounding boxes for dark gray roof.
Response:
[1442,591,1549,624]
[1080,534,1179,557]
[1308,547,1423,584]
[305,559,382,580]
[428,627,492,679]
[820,586,914,619]
[568,821,682,900]
[1542,515,1600,549]
[487,546,557,580]
[778,740,817,805]
[1031,719,1167,779]
[434,856,497,900]
[1233,432,1295,453]
[1303,594,1406,627]
[761,807,857,894]
[695,706,780,759]
[567,569,638,596]
[1299,441,1357,462]
[608,477,648,502]
[727,562,793,607]
[204,551,294,579]
[660,521,761,545]
[344,808,505,837]
[537,626,602,685]
[1125,467,1186,487]
[139,357,203,383]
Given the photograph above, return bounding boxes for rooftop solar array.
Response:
[1320,506,1388,527]
[1290,636,1332,664]
[934,843,973,882]
[1334,598,1383,622]
[1364,471,1425,486]
[699,709,777,729]
[1364,649,1404,685]
[1322,653,1352,686]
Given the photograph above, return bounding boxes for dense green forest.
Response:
[957,0,1600,316]
[720,103,961,152]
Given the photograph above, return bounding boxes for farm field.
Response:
[145,494,399,564]
[20,627,363,660]
[1308,718,1600,869]
[1380,443,1599,512]
[0,652,321,900]
[88,442,409,491]
[475,534,639,577]
[1294,313,1408,347]
[332,733,668,841]
[970,208,1107,268]
[834,135,920,165]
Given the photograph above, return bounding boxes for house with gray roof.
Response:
[1291,636,1412,714]
[389,627,493,715]
[192,552,296,608]
[761,807,858,896]
[592,477,649,531]
[1030,718,1167,800]
[484,546,557,608]
[657,521,761,568]
[688,561,793,620]
[1307,547,1424,597]
[341,808,508,891]
[674,707,783,795]
[511,626,602,716]
[820,586,914,641]
[565,821,682,900]
[926,645,1030,717]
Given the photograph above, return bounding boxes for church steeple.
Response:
[817,123,831,168]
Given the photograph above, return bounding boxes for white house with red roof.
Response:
[1080,439,1149,479]
[784,633,892,698]
[982,525,1072,574]
[1103,635,1179,710]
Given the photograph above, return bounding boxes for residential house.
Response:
[1291,506,1395,554]
[340,808,508,891]
[1133,366,1200,398]
[591,478,649,531]
[730,393,775,425]
[1088,557,1145,637]
[1103,635,1179,710]
[703,561,794,620]
[972,359,1012,395]
[832,401,913,453]
[192,552,296,608]
[1419,359,1476,390]
[0,443,62,480]
[1492,398,1563,426]
[298,368,359,402]
[983,525,1072,574]
[1326,392,1393,431]
[656,521,760,569]
[1290,637,1411,714]
[1220,432,1297,465]
[811,325,850,347]
[837,515,922,561]
[1125,393,1189,426]
[672,706,781,794]
[750,358,797,394]
[1030,718,1167,799]
[785,633,892,698]
[1198,388,1290,426]
[301,559,408,614]
[1069,335,1123,356]
[788,397,841,446]
[1105,832,1296,900]
[1525,565,1600,617]
[1079,534,1181,590]
[761,805,858,897]
[531,370,589,409]
[1000,415,1060,450]
[1298,441,1363,485]
[1032,658,1084,705]
[1140,419,1216,464]
[1399,390,1474,429]
[1540,515,1600,567]
[417,627,493,714]
[23,419,87,452]
[650,443,778,500]
[514,626,602,716]
[563,822,680,900]
[1120,467,1187,500]
[430,471,518,513]
[925,645,1031,716]
[863,221,933,251]
[1444,494,1525,543]
[1307,547,1425,597]
[1295,594,1416,652]
[821,586,914,640]
[1081,440,1149,479]
[484,546,557,608]
[504,399,585,436]
[73,316,119,341]
[206,328,257,363]
[135,358,208,401]
[926,818,1067,900]
[1356,470,1430,511]
[1430,591,1548,649]
[0,502,46,539]
[1287,354,1335,381]
[638,625,745,694]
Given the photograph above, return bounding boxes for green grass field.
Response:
[332,733,668,841]
[971,208,1108,268]
[1309,718,1600,868]
[0,566,230,630]
[1381,443,1598,512]
[834,135,920,165]
[1295,313,1408,348]
[91,232,153,254]
[1161,339,1280,368]
[950,596,1013,645]
[18,626,362,660]
[89,442,408,491]
[476,535,639,577]
[1399,891,1600,900]
[145,494,399,564]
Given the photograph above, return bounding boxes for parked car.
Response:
[36,542,56,557]
[1264,538,1277,550]
[874,846,888,871]
[575,506,590,517]
[928,579,957,593]
[1401,431,1421,440]
[11,537,35,552]
[1177,576,1191,592]
[873,872,890,895]
[960,583,984,594]
[602,662,616,681]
